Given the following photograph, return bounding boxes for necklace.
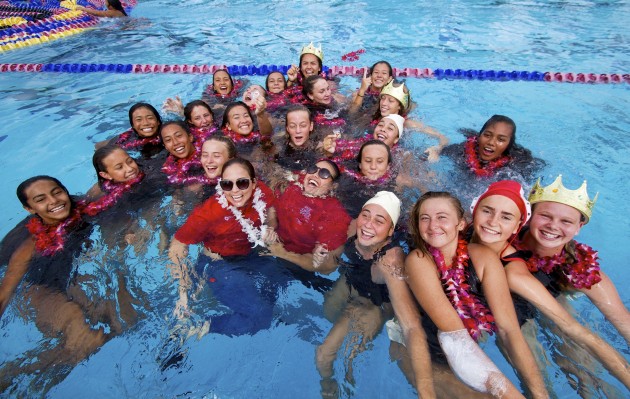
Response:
[162,148,208,185]
[26,206,84,256]
[464,136,510,177]
[428,239,496,340]
[115,128,161,150]
[83,172,145,216]
[515,238,601,289]
[216,184,267,248]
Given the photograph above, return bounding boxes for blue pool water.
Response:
[1,0,629,397]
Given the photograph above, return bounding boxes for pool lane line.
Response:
[0,63,628,84]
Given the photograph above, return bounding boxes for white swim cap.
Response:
[363,191,401,227]
[383,114,405,140]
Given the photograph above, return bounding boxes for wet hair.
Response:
[17,175,70,208]
[221,101,255,129]
[369,61,393,78]
[409,192,465,257]
[212,69,235,94]
[478,115,516,156]
[299,53,323,78]
[285,104,313,126]
[107,0,127,15]
[265,71,286,92]
[315,159,341,181]
[203,135,237,159]
[221,157,256,180]
[128,102,162,137]
[160,120,191,139]
[183,100,214,126]
[357,139,392,165]
[302,75,326,99]
[92,144,128,185]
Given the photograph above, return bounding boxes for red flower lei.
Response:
[515,239,602,289]
[190,125,218,142]
[464,136,511,177]
[83,172,146,216]
[428,239,496,341]
[221,127,261,144]
[313,110,346,127]
[161,148,208,185]
[342,167,394,186]
[26,206,84,256]
[115,128,161,150]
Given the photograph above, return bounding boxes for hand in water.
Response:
[425,145,440,163]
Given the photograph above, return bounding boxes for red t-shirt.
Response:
[275,184,351,254]
[174,182,274,256]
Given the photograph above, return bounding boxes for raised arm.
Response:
[0,237,35,318]
[470,244,548,399]
[348,69,371,114]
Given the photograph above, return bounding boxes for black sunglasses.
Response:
[219,178,251,191]
[306,165,333,180]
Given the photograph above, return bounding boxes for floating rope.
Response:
[0,62,627,84]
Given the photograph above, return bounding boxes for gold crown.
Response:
[528,175,599,223]
[300,42,324,62]
[380,80,409,111]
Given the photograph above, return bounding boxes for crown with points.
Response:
[380,80,409,111]
[300,42,324,62]
[528,175,599,223]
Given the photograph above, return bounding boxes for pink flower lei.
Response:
[204,79,244,100]
[515,238,602,289]
[115,128,162,150]
[220,127,261,144]
[83,172,146,217]
[161,147,208,185]
[464,136,511,177]
[26,205,85,256]
[428,239,496,341]
[342,167,394,187]
[313,110,346,127]
[190,125,218,142]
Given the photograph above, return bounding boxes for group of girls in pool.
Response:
[1,42,629,398]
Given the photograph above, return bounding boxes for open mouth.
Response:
[540,230,561,240]
[307,178,319,188]
[125,170,138,179]
[481,226,500,235]
[49,204,66,213]
[376,132,387,141]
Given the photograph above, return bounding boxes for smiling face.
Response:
[99,148,140,183]
[417,197,466,251]
[286,110,313,147]
[201,140,231,179]
[221,163,255,208]
[131,106,159,138]
[307,78,332,105]
[359,144,390,181]
[188,105,214,129]
[303,161,335,197]
[473,195,521,248]
[370,63,392,90]
[24,179,72,225]
[266,72,286,94]
[528,202,583,256]
[161,124,194,159]
[477,121,513,161]
[379,94,402,117]
[300,53,321,78]
[225,105,254,136]
[356,204,394,248]
[213,70,233,95]
[373,118,400,146]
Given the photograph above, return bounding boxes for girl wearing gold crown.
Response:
[371,80,447,162]
[468,179,630,391]
[287,42,324,88]
[405,191,548,398]
[520,176,630,339]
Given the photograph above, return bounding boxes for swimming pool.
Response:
[0,0,629,397]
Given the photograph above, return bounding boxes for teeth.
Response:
[360,228,374,238]
[482,226,500,235]
[50,204,65,213]
[377,134,386,140]
[308,178,318,187]
[541,231,560,239]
